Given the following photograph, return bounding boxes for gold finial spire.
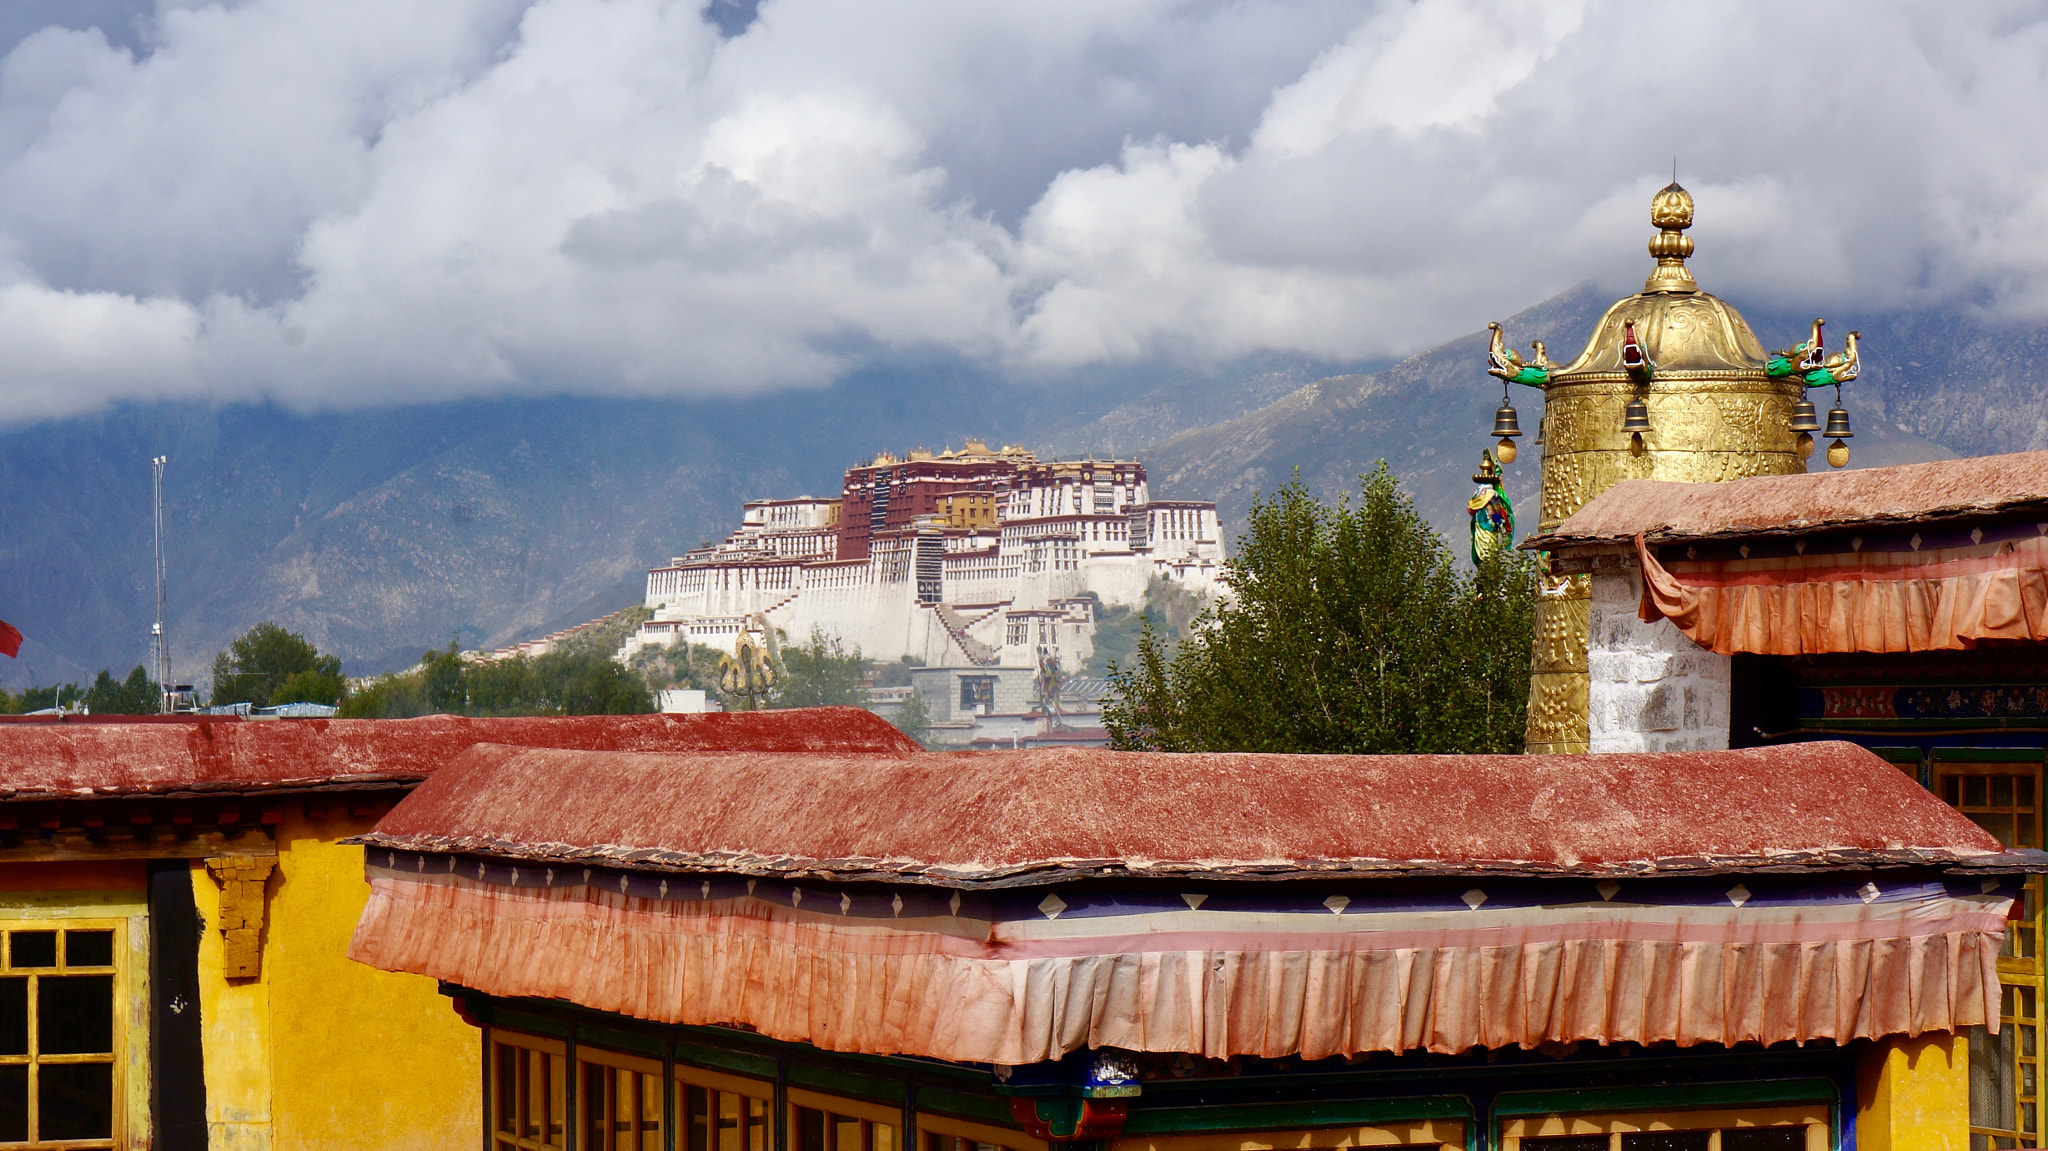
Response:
[1644,181,1697,294]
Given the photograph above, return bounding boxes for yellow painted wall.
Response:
[195,805,479,1151]
[1857,1031,1969,1151]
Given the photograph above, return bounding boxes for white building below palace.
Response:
[624,441,1224,670]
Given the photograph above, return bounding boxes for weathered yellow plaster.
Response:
[196,855,274,1151]
[1857,1031,1969,1151]
[195,805,479,1151]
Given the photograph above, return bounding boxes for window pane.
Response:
[0,1065,21,1142]
[639,1073,663,1151]
[720,1088,746,1151]
[1976,1020,2020,1131]
[614,1067,634,1144]
[0,978,24,1056]
[747,1096,768,1151]
[40,1061,114,1140]
[525,1049,546,1139]
[1721,1130,1807,1151]
[585,1063,611,1151]
[10,932,54,969]
[39,974,114,1055]
[1622,1134,1711,1151]
[834,1116,862,1151]
[64,930,114,968]
[548,1054,567,1146]
[1977,813,2018,848]
[688,1086,712,1151]
[873,1120,898,1151]
[797,1106,826,1151]
[496,1043,519,1134]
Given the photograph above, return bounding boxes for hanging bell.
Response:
[1789,397,1821,433]
[1622,396,1651,433]
[1491,402,1522,465]
[1823,405,1853,439]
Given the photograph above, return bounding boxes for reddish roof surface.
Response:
[1528,450,2048,548]
[0,709,916,800]
[357,741,2014,884]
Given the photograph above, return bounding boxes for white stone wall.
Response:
[1586,566,1732,753]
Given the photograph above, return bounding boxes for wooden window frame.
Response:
[680,1063,774,1151]
[0,916,130,1151]
[489,1028,570,1151]
[1935,750,2046,1148]
[1499,1103,1827,1150]
[1111,1120,1464,1151]
[578,1045,664,1151]
[789,1088,903,1151]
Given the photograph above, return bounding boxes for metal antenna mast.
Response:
[151,455,171,713]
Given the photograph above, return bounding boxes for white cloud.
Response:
[0,0,2045,421]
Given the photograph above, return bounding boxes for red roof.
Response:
[1528,450,2048,548]
[358,741,2014,883]
[0,709,916,800]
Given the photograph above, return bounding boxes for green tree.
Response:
[1083,579,1208,677]
[84,665,161,715]
[12,683,81,713]
[1104,464,1538,754]
[771,627,868,709]
[887,689,935,749]
[211,622,343,709]
[338,635,654,719]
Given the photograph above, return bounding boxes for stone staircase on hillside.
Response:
[934,605,1000,666]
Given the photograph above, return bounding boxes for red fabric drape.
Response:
[1637,533,2048,656]
[0,619,19,659]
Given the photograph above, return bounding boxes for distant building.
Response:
[868,665,1115,748]
[626,440,1223,669]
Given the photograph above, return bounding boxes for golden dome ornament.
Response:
[1471,176,1859,752]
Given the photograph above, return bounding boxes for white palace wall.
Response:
[630,514,1223,668]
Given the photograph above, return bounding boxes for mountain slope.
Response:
[0,352,1364,688]
[0,281,2032,692]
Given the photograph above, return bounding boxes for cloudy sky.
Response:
[0,0,2041,422]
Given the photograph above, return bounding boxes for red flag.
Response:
[0,619,19,658]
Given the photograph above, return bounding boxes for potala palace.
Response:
[623,440,1224,672]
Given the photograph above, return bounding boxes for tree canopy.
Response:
[0,665,160,715]
[1103,464,1538,754]
[339,610,656,718]
[210,622,344,708]
[772,627,868,709]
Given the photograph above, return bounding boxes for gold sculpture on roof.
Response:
[1479,182,1860,752]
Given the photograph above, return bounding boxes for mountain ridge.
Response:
[0,283,2035,690]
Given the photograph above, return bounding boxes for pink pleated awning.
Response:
[1635,532,2048,655]
[346,742,2031,1063]
[350,852,2012,1062]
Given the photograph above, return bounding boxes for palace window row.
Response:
[489,1029,1829,1151]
